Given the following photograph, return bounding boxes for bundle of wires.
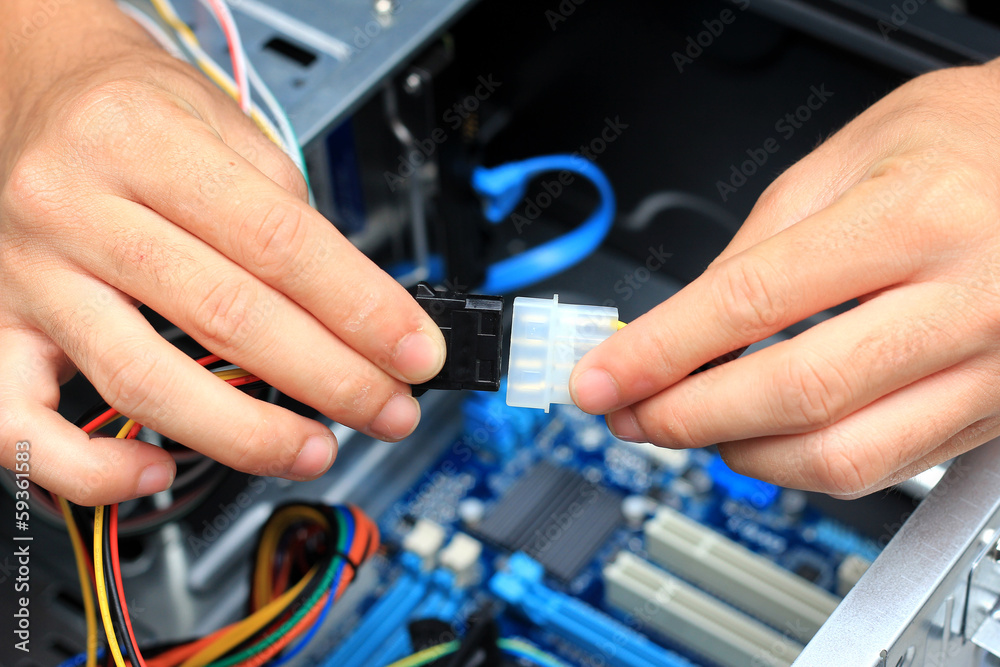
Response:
[117,0,311,196]
[56,355,380,667]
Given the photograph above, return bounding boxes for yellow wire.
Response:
[59,497,99,667]
[212,368,252,381]
[615,320,628,330]
[92,420,135,667]
[252,506,329,610]
[386,641,461,667]
[180,567,317,667]
[94,505,127,667]
[115,420,135,439]
[147,0,283,145]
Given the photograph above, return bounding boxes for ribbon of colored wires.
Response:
[79,357,259,667]
[203,506,376,667]
[267,508,356,665]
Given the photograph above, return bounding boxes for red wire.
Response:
[204,0,248,112]
[83,407,121,434]
[197,354,222,367]
[110,503,148,667]
[226,375,262,388]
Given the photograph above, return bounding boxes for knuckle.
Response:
[64,483,102,507]
[99,348,161,418]
[229,417,294,476]
[775,352,852,428]
[2,149,71,223]
[808,429,880,496]
[270,158,309,201]
[324,366,389,423]
[712,257,788,340]
[62,80,142,153]
[924,164,999,223]
[244,199,306,282]
[653,406,699,448]
[191,277,262,350]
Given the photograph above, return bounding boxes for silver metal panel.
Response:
[228,0,481,144]
[794,439,1000,666]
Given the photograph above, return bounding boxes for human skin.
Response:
[572,59,1000,498]
[0,0,446,505]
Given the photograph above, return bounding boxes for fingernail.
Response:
[607,408,646,443]
[393,331,446,382]
[289,433,336,480]
[135,463,175,497]
[370,394,421,441]
[571,368,620,414]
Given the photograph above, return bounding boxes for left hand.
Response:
[570,60,1000,498]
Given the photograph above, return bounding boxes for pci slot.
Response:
[491,552,696,667]
[604,552,803,667]
[318,553,432,667]
[644,506,839,642]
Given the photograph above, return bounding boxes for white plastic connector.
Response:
[439,533,483,587]
[506,295,619,412]
[402,518,446,570]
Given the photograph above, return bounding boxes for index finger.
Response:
[569,171,929,415]
[100,112,445,384]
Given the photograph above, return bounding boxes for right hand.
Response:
[0,0,446,505]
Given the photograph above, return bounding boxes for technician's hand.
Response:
[0,0,445,505]
[572,60,1000,498]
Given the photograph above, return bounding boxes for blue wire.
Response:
[472,154,616,294]
[56,647,106,667]
[500,642,567,667]
[270,506,355,665]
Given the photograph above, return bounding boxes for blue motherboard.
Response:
[309,389,881,667]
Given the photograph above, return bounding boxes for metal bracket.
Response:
[967,530,1000,655]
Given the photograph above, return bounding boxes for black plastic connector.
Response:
[410,283,503,395]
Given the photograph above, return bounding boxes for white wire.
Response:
[202,0,252,114]
[130,0,289,156]
[225,0,352,62]
[119,0,312,204]
[117,1,186,58]
[244,56,315,205]
[194,0,313,202]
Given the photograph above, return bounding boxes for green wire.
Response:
[386,638,566,667]
[386,641,460,667]
[498,638,569,667]
[207,509,349,667]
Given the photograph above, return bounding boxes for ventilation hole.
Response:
[264,37,318,67]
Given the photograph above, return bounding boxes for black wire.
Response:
[73,400,114,430]
[102,506,143,667]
